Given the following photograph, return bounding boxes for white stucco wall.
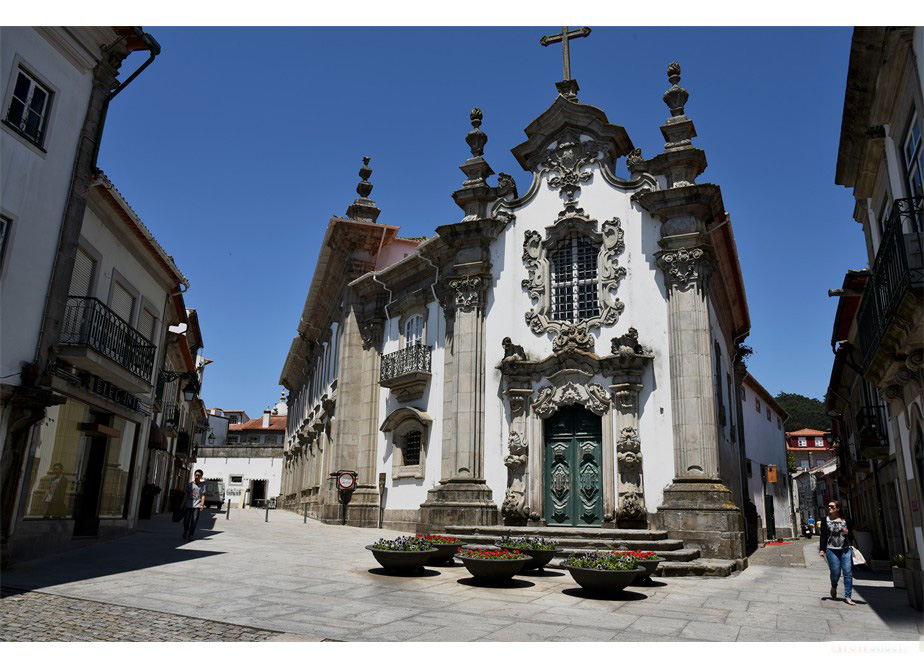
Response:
[0,28,95,381]
[378,298,445,509]
[741,380,792,537]
[195,454,283,503]
[480,160,676,511]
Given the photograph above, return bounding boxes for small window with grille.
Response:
[404,430,421,466]
[549,233,599,323]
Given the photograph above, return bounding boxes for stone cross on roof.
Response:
[540,26,591,82]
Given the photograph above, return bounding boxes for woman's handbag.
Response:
[851,546,867,565]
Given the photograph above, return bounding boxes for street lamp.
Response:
[207,432,216,445]
[160,369,200,401]
[181,380,197,402]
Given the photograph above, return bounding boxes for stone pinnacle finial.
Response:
[345,155,381,223]
[356,156,373,198]
[466,108,488,158]
[663,61,689,117]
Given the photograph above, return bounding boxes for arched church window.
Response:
[549,232,599,323]
[404,314,424,346]
[404,430,422,466]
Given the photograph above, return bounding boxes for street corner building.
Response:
[0,27,209,564]
[279,42,781,572]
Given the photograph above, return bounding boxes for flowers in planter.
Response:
[142,482,162,494]
[496,535,558,550]
[614,550,658,560]
[564,550,639,571]
[461,548,526,560]
[417,534,461,544]
[371,536,433,551]
[891,553,906,568]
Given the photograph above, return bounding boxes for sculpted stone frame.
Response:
[522,210,627,351]
[523,379,616,525]
[380,406,432,481]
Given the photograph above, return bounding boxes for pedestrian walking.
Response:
[819,499,857,606]
[181,469,206,540]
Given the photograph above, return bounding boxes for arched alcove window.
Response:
[380,407,431,480]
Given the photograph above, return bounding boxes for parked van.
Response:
[202,479,225,510]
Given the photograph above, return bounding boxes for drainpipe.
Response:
[90,28,161,170]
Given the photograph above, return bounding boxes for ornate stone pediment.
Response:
[533,381,611,418]
[522,216,627,351]
[497,333,654,383]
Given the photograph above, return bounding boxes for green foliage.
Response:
[775,392,829,432]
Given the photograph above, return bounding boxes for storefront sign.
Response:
[79,374,143,413]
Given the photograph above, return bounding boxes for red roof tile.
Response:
[229,415,287,431]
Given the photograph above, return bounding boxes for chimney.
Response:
[262,410,271,428]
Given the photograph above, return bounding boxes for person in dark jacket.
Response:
[818,499,856,605]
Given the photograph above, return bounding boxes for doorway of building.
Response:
[251,479,266,507]
[73,412,112,537]
[764,494,776,541]
[544,405,603,526]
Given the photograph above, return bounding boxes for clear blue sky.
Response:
[97,27,864,413]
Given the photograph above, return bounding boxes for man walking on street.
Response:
[181,469,206,540]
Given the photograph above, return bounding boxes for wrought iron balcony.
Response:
[163,401,180,435]
[854,404,889,460]
[857,197,923,373]
[60,296,156,382]
[380,344,432,401]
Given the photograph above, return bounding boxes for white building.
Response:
[740,374,793,542]
[197,404,285,507]
[281,55,760,568]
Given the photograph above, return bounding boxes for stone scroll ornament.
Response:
[521,217,626,352]
[534,128,609,206]
[657,247,712,291]
[448,276,483,312]
[501,430,529,521]
[533,382,610,419]
[615,426,647,521]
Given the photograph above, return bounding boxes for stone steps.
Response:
[442,525,737,576]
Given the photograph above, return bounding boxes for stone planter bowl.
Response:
[426,542,462,565]
[497,545,560,571]
[458,555,529,581]
[633,557,664,582]
[564,565,646,591]
[366,546,437,572]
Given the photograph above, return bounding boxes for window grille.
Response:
[404,430,421,466]
[5,69,51,145]
[549,233,599,323]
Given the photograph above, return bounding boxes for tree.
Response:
[775,392,829,432]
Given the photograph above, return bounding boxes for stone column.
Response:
[349,321,383,527]
[418,274,498,531]
[654,246,744,564]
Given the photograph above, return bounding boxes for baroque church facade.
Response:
[280,48,753,564]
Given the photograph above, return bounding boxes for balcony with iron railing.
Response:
[379,343,432,402]
[58,296,156,390]
[163,401,180,436]
[857,197,924,375]
[854,404,890,460]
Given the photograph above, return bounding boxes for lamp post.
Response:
[207,432,216,445]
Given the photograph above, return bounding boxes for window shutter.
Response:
[69,247,95,297]
[138,308,156,342]
[110,282,134,323]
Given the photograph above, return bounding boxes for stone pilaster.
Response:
[419,273,497,530]
[346,321,384,526]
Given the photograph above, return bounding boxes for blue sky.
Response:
[96,26,865,413]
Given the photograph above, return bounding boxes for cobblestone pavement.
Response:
[1,508,921,643]
[0,589,281,641]
[746,539,809,568]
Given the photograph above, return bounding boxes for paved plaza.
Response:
[1,508,921,642]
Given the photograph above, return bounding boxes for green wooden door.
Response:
[544,405,603,526]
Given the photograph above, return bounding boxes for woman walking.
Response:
[819,500,857,605]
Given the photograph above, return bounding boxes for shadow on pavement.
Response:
[633,578,667,588]
[520,569,566,578]
[560,587,648,601]
[367,567,441,578]
[456,577,535,589]
[0,512,226,594]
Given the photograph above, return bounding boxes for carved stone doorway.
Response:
[544,405,603,526]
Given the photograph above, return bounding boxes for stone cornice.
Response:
[634,183,725,225]
[497,345,653,383]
